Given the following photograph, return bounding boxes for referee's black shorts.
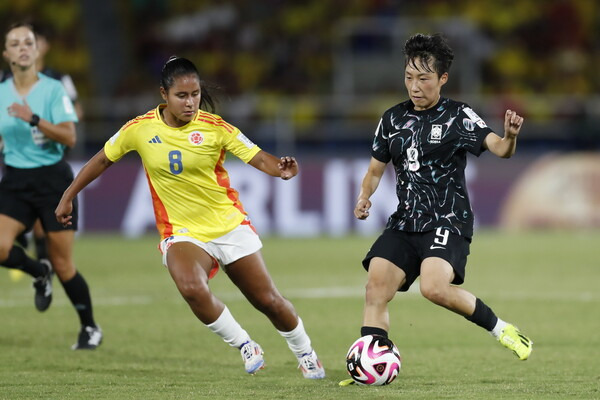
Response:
[362,227,470,292]
[0,160,78,232]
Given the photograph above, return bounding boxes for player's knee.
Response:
[365,279,394,305]
[177,279,210,303]
[47,256,75,278]
[419,281,448,305]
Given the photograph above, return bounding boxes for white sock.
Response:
[490,318,508,338]
[278,317,313,358]
[205,306,251,348]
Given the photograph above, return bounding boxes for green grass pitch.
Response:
[1,231,599,399]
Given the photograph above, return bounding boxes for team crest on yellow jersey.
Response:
[188,131,204,145]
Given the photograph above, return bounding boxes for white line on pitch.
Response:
[0,286,598,308]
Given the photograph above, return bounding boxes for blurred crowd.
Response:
[118,0,600,97]
[1,0,599,151]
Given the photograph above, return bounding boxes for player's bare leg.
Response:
[46,230,77,281]
[420,257,532,360]
[226,252,325,378]
[166,242,265,373]
[340,258,406,386]
[225,252,297,331]
[166,241,224,323]
[0,214,23,262]
[362,257,406,332]
[419,257,475,316]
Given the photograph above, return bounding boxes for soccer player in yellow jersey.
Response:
[55,56,325,379]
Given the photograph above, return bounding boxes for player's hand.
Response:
[7,99,34,123]
[278,156,298,180]
[55,199,74,227]
[354,198,372,220]
[504,109,523,139]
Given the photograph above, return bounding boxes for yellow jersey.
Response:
[104,105,261,242]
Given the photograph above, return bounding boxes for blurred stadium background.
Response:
[2,3,600,399]
[1,0,599,236]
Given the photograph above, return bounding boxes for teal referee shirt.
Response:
[0,72,78,168]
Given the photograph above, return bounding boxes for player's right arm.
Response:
[354,157,387,220]
[56,149,113,226]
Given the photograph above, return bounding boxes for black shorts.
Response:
[0,160,78,232]
[362,227,470,292]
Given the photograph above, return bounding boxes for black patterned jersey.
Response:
[371,97,492,238]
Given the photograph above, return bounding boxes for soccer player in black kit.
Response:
[353,33,533,363]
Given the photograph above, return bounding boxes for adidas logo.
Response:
[148,135,162,144]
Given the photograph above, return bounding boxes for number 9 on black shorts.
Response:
[362,227,471,292]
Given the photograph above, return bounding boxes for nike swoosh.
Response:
[429,245,446,250]
[389,131,403,138]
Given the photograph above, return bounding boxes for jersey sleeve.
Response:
[48,82,78,124]
[457,105,492,157]
[219,119,261,163]
[371,116,391,163]
[103,121,137,162]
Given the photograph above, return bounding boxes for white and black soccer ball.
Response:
[345,334,401,386]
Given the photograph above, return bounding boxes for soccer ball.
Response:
[345,335,401,386]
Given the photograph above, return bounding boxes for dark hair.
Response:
[403,33,454,76]
[160,56,216,113]
[4,22,36,43]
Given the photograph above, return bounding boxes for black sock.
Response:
[360,326,388,338]
[0,246,45,277]
[465,298,498,331]
[35,237,48,260]
[61,272,96,327]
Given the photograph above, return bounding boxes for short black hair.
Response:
[403,33,454,76]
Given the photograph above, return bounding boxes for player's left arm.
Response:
[483,109,523,158]
[248,150,298,180]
